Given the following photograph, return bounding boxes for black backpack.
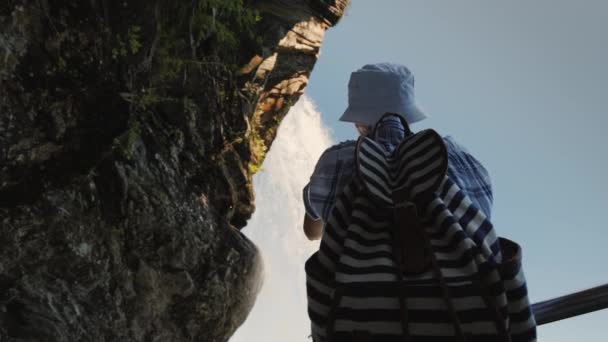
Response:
[305,119,536,342]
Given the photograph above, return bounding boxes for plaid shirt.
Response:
[303,117,493,221]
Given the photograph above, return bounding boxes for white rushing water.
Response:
[230,95,334,342]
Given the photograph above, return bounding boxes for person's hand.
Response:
[303,214,324,240]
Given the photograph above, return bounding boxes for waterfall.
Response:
[231,95,334,341]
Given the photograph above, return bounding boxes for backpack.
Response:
[305,122,537,342]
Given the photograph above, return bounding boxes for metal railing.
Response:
[532,283,608,325]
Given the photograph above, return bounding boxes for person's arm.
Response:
[443,136,493,219]
[303,213,324,241]
[302,142,355,240]
[302,182,324,240]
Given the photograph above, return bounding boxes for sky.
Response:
[304,0,608,340]
[234,1,608,341]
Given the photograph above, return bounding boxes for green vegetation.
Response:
[247,131,267,174]
[111,25,143,60]
[150,0,262,89]
[127,25,142,54]
[115,120,142,161]
[106,1,266,174]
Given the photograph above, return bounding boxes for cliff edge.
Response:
[0,0,347,341]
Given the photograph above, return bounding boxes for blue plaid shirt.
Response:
[303,116,493,221]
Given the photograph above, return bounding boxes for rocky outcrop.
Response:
[0,1,347,341]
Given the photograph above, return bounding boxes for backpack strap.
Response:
[370,112,412,137]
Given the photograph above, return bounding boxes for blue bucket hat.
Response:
[339,63,427,126]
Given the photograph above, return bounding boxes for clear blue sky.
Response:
[305,0,608,340]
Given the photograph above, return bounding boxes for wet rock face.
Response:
[0,0,346,341]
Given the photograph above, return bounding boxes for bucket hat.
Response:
[339,63,427,126]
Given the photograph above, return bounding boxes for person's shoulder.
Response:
[313,140,357,171]
[442,135,468,152]
[442,135,488,171]
[319,139,357,158]
[324,139,357,152]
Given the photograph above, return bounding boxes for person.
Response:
[302,63,493,240]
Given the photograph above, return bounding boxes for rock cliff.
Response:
[0,1,347,341]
